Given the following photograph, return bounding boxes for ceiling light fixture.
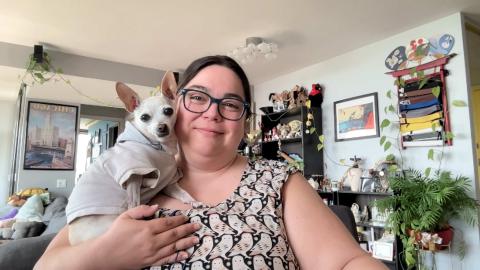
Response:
[228,37,278,64]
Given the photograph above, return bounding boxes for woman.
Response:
[36,55,386,269]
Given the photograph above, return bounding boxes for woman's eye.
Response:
[189,94,207,102]
[222,101,241,110]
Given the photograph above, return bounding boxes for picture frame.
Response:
[24,101,78,170]
[334,92,380,142]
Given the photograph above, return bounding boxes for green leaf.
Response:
[384,106,388,114]
[431,122,437,132]
[56,68,63,74]
[339,159,346,165]
[452,100,467,107]
[417,70,424,78]
[317,143,323,151]
[34,73,44,80]
[380,119,391,130]
[384,141,392,151]
[409,67,417,77]
[428,149,434,160]
[424,167,432,177]
[380,136,386,146]
[309,127,316,134]
[386,154,395,161]
[445,131,455,140]
[419,77,429,89]
[386,90,392,99]
[388,105,395,113]
[318,134,324,143]
[431,86,441,98]
[399,78,405,88]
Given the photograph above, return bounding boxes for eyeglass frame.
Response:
[178,88,251,121]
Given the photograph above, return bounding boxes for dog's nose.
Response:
[156,124,169,137]
[163,107,173,116]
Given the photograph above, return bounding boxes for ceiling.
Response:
[1,0,480,105]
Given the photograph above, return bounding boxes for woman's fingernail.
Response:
[193,237,200,244]
[150,204,159,210]
[194,223,202,230]
[179,253,188,260]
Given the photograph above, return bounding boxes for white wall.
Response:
[0,98,16,203]
[254,13,479,269]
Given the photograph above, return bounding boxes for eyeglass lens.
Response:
[183,89,245,120]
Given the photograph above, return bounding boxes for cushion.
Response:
[42,196,67,225]
[12,221,46,240]
[0,233,56,270]
[15,194,44,222]
[0,208,18,221]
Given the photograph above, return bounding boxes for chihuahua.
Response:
[66,71,181,245]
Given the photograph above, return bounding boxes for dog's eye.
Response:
[163,107,174,116]
[140,114,151,122]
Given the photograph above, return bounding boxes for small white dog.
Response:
[66,71,182,245]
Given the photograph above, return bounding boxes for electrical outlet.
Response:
[56,179,67,188]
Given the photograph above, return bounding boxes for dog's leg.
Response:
[69,215,118,245]
[125,174,143,208]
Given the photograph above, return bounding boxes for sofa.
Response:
[0,196,67,270]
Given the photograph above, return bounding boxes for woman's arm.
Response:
[34,205,200,270]
[283,173,387,270]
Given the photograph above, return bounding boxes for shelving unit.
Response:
[318,190,399,270]
[260,106,323,178]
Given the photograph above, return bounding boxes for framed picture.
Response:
[24,101,78,170]
[334,92,380,142]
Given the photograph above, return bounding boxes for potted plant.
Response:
[375,169,479,269]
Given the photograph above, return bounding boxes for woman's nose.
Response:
[202,101,221,121]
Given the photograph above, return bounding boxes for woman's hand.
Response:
[35,205,200,270]
[95,204,200,269]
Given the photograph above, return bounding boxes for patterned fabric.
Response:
[150,159,300,270]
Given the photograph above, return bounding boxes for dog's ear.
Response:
[159,71,177,100]
[116,82,141,113]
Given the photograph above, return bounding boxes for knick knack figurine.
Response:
[341,156,363,192]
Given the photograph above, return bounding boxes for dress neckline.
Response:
[157,159,254,213]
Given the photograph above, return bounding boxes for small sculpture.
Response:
[341,156,363,192]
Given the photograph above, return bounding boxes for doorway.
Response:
[75,118,120,183]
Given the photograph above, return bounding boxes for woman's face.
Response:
[175,65,246,159]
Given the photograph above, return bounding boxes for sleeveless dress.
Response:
[150,159,300,270]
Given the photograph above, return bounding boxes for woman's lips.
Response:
[194,127,223,136]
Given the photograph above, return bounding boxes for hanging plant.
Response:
[19,46,114,106]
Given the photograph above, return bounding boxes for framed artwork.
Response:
[24,101,78,170]
[334,92,380,142]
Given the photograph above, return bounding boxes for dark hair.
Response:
[178,55,252,118]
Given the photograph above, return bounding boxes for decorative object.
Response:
[228,37,278,64]
[334,92,380,142]
[340,156,363,192]
[375,169,480,268]
[308,83,324,107]
[24,101,78,170]
[21,44,113,107]
[384,33,455,71]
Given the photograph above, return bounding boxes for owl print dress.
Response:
[150,159,300,270]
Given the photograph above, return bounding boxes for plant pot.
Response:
[410,227,453,251]
[436,226,453,250]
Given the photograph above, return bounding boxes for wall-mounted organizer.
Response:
[386,54,455,148]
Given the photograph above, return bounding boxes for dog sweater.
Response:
[66,121,181,224]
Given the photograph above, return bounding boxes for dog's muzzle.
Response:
[156,124,169,137]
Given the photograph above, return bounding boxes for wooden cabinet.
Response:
[260,106,323,178]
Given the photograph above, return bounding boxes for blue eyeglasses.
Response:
[179,88,250,121]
